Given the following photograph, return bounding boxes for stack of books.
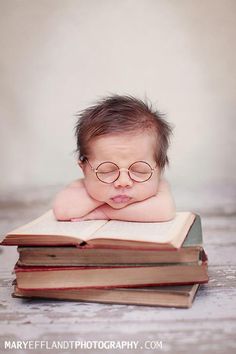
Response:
[1,211,208,308]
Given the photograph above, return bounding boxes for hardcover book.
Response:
[1,210,195,249]
[16,215,203,266]
[13,283,200,308]
[14,250,208,290]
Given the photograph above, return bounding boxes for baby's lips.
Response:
[111,195,132,203]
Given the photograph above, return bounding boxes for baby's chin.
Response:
[106,199,134,209]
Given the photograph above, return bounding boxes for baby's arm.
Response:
[53,179,105,221]
[99,178,176,222]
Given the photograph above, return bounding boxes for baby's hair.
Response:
[74,94,173,171]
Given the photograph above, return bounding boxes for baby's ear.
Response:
[77,160,85,171]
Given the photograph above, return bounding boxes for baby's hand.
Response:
[71,207,109,221]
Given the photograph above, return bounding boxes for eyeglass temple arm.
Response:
[79,157,97,172]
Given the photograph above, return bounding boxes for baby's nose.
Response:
[113,170,133,188]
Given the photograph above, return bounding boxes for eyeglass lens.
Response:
[96,162,152,183]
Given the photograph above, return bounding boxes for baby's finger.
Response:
[71,217,85,222]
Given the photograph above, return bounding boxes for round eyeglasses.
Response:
[80,158,157,184]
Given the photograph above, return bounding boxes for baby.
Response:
[53,95,176,222]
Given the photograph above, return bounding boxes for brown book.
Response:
[13,283,200,308]
[14,250,208,290]
[1,210,195,249]
[16,215,203,266]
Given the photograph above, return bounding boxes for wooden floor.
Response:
[0,186,236,354]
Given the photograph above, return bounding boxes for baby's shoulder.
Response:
[67,178,85,189]
[158,177,171,192]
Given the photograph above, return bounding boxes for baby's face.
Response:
[80,132,161,209]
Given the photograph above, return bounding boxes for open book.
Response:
[1,210,195,249]
[17,215,203,266]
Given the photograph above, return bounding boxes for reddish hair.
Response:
[74,95,173,170]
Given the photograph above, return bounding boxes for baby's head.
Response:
[74,95,173,209]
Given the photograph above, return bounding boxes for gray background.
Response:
[1,0,235,210]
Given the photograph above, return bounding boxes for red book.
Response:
[14,250,208,290]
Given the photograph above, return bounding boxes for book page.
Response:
[89,212,192,244]
[8,210,108,240]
